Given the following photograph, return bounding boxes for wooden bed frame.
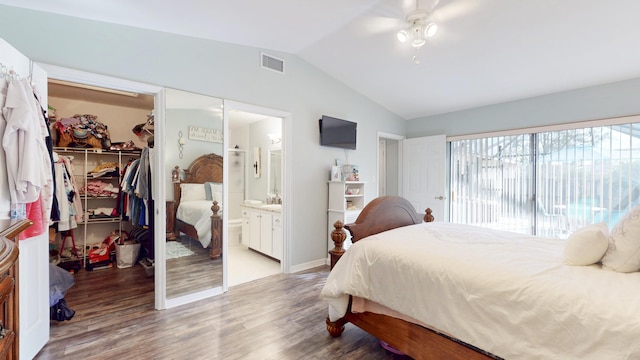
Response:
[326,196,495,360]
[173,153,223,259]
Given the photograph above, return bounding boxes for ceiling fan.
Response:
[396,0,438,48]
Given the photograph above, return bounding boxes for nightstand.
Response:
[166,201,176,241]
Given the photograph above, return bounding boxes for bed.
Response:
[173,153,223,259]
[321,196,640,360]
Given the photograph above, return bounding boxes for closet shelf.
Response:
[54,147,141,156]
[80,176,119,180]
[80,195,118,200]
[81,217,121,224]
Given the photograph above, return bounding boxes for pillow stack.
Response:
[563,205,640,272]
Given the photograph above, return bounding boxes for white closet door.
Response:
[0,37,50,360]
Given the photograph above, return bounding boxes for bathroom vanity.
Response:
[240,203,282,261]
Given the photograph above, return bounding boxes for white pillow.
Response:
[563,223,609,266]
[180,183,206,202]
[601,205,640,272]
[209,182,223,204]
[205,182,222,200]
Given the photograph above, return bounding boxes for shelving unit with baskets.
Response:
[54,147,141,268]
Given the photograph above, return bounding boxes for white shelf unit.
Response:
[54,147,141,267]
[327,181,365,258]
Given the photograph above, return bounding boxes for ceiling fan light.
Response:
[425,22,438,37]
[412,38,425,48]
[397,29,409,43]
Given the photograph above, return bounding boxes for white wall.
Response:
[406,77,640,137]
[165,108,224,201]
[0,5,406,267]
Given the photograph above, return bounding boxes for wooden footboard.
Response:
[210,201,222,259]
[174,200,222,260]
[325,196,496,360]
[326,299,494,360]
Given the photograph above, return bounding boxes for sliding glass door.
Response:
[450,123,640,237]
[450,135,534,234]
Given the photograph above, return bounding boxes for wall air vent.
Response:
[261,52,285,74]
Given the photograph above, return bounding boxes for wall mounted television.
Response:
[319,115,357,150]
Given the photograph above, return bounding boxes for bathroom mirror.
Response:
[268,149,281,197]
[164,88,224,300]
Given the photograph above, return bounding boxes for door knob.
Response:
[434,196,446,200]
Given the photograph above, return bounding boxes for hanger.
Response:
[0,62,22,81]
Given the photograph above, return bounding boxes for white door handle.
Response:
[434,196,446,200]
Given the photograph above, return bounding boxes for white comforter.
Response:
[320,222,640,360]
[176,200,212,248]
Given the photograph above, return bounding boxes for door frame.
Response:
[223,100,292,288]
[37,63,171,308]
[377,131,405,197]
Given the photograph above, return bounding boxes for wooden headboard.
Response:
[329,196,433,269]
[173,153,223,208]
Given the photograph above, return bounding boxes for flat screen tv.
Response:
[319,115,357,150]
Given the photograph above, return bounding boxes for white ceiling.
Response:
[5,0,640,120]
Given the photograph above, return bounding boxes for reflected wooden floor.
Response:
[36,265,409,360]
[166,236,222,298]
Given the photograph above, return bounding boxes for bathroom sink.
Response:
[261,204,282,210]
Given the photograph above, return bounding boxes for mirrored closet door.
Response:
[163,88,224,301]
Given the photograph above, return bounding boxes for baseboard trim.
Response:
[290,258,327,273]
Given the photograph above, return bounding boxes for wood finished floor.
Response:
[166,236,222,299]
[36,264,410,360]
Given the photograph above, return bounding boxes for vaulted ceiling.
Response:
[3,0,640,120]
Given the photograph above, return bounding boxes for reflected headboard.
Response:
[173,153,223,209]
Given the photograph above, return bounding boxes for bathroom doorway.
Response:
[225,101,289,288]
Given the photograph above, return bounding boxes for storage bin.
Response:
[115,242,141,268]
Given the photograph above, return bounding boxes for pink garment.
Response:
[19,194,44,240]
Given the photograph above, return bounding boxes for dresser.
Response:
[0,219,32,360]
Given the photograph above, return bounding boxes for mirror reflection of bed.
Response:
[169,153,224,298]
[165,88,225,299]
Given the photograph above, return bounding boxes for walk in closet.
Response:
[53,147,142,269]
[48,81,155,270]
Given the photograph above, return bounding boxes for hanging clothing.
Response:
[1,77,54,238]
[0,79,11,218]
[3,79,50,203]
[119,149,152,227]
[53,153,83,232]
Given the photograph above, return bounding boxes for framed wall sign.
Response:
[188,126,223,143]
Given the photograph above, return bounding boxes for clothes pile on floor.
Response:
[49,263,75,321]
